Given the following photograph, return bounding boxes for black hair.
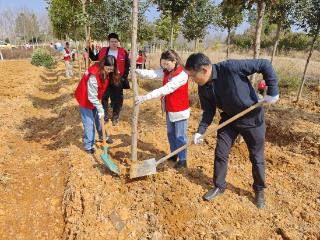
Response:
[108,33,119,41]
[185,53,211,71]
[66,42,69,46]
[97,55,120,85]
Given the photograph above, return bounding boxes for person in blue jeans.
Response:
[135,50,190,169]
[75,56,118,153]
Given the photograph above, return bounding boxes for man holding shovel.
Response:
[185,53,279,209]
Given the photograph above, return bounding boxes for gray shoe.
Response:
[255,190,265,209]
[203,187,224,201]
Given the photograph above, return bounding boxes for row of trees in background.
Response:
[0,8,52,45]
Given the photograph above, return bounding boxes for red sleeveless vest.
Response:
[162,66,189,112]
[64,47,71,61]
[74,64,109,109]
[98,47,126,76]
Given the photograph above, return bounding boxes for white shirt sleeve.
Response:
[144,71,188,100]
[136,69,164,80]
[87,75,104,114]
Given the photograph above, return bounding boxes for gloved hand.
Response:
[97,108,105,119]
[135,95,147,105]
[258,94,279,104]
[193,133,203,144]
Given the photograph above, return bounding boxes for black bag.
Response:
[121,77,130,89]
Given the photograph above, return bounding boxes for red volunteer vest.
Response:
[162,66,189,112]
[64,47,71,61]
[137,54,143,64]
[74,64,109,109]
[98,47,126,76]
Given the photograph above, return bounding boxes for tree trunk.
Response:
[253,1,266,59]
[271,22,281,64]
[131,0,139,161]
[251,0,266,85]
[296,29,319,102]
[226,27,231,59]
[194,38,197,52]
[81,0,90,68]
[170,12,174,48]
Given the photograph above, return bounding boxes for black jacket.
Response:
[197,59,279,134]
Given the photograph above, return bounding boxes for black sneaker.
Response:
[97,138,113,144]
[174,160,187,169]
[168,154,178,162]
[85,148,95,154]
[112,119,119,126]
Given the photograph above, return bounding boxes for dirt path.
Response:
[0,61,70,239]
[1,60,319,240]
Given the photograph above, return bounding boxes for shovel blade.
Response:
[130,158,157,179]
[101,146,120,175]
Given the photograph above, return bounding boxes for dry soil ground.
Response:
[0,58,319,240]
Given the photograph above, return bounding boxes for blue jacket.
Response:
[197,59,279,134]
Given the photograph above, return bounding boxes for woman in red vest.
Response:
[75,56,119,154]
[135,50,189,169]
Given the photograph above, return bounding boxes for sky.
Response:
[0,0,250,37]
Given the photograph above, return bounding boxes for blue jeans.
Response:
[80,107,103,150]
[166,114,188,161]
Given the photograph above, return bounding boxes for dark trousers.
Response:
[214,111,266,192]
[102,84,123,120]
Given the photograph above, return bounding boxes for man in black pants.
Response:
[185,53,279,209]
[87,33,130,125]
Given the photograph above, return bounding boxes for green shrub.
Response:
[230,32,253,49]
[31,48,55,68]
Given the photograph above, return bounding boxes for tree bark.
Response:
[251,0,266,85]
[170,12,174,48]
[296,27,319,102]
[194,38,197,52]
[253,1,266,59]
[271,21,281,64]
[226,27,231,59]
[81,0,90,68]
[131,0,139,161]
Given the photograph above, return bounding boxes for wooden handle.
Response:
[100,117,107,146]
[156,102,263,166]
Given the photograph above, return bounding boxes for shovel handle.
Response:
[156,102,264,166]
[100,117,107,146]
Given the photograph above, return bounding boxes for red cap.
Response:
[258,80,266,90]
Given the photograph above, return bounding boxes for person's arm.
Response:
[145,71,187,99]
[135,69,164,79]
[197,86,216,135]
[123,50,130,79]
[87,75,104,117]
[231,59,279,97]
[135,71,188,104]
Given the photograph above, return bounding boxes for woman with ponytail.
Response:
[135,49,190,169]
[75,55,119,153]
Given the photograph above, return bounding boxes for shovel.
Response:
[100,117,120,175]
[130,102,263,179]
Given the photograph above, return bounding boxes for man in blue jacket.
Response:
[185,53,279,209]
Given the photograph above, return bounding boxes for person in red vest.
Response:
[136,50,144,69]
[135,49,190,169]
[75,56,118,154]
[87,33,130,125]
[63,42,73,78]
